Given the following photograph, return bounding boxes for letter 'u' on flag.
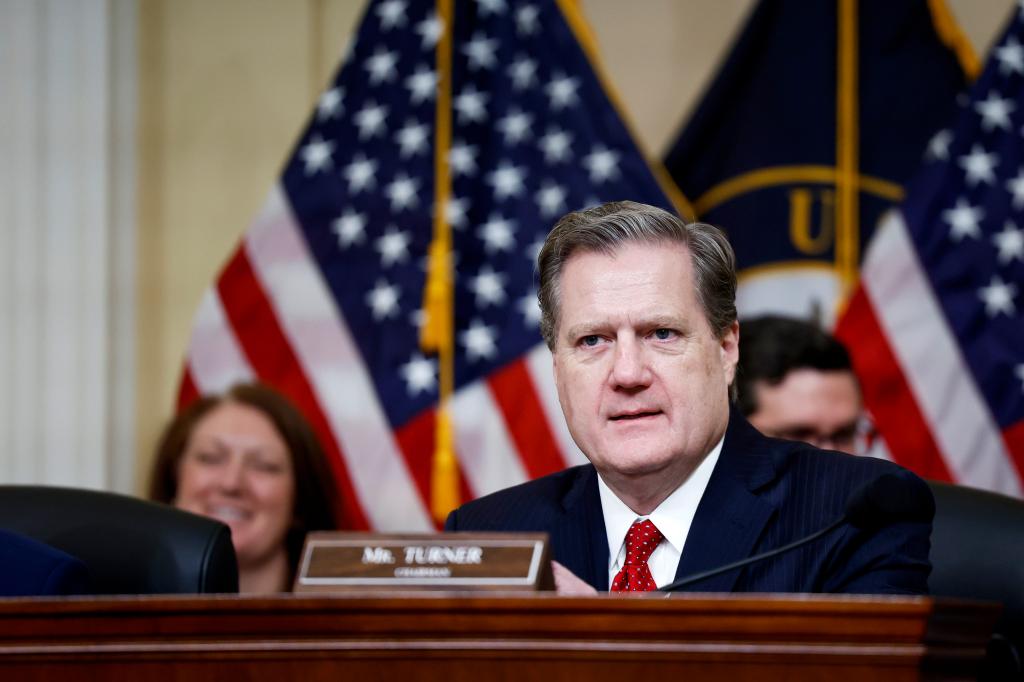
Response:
[663,0,973,327]
[177,0,680,530]
[836,7,1024,497]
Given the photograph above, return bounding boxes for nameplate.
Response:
[293,532,552,592]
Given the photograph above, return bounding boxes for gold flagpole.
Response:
[421,0,458,524]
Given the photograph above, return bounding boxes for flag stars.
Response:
[354,102,389,139]
[316,87,343,120]
[546,73,580,110]
[449,141,478,177]
[508,56,538,90]
[399,353,437,396]
[958,144,998,186]
[365,48,399,85]
[476,0,506,15]
[299,134,334,175]
[479,214,516,253]
[1006,168,1024,208]
[415,13,443,49]
[996,35,1024,76]
[470,266,508,307]
[526,235,545,264]
[386,174,420,211]
[375,0,407,30]
[395,120,430,157]
[366,279,401,321]
[993,221,1024,263]
[454,85,488,123]
[926,129,952,161]
[443,196,470,229]
[375,227,412,267]
[344,154,378,194]
[463,32,498,71]
[460,319,498,362]
[405,65,437,104]
[487,162,526,200]
[975,91,1015,132]
[942,198,983,241]
[584,145,621,183]
[497,109,533,145]
[539,128,573,163]
[536,181,567,217]
[519,292,541,327]
[978,275,1017,317]
[331,210,366,249]
[516,5,540,35]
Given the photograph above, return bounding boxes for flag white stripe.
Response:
[862,212,1022,495]
[187,289,255,394]
[245,185,433,531]
[452,381,530,498]
[526,343,588,467]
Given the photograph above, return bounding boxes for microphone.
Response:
[660,470,934,592]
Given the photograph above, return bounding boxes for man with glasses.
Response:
[736,315,873,455]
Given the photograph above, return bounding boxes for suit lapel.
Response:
[550,466,609,591]
[673,411,779,592]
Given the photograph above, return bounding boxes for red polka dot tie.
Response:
[610,519,664,592]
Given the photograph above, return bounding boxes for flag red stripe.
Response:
[836,286,954,482]
[1002,419,1024,485]
[488,358,567,480]
[216,245,370,530]
[177,367,200,412]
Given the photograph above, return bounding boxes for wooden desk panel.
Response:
[0,593,998,681]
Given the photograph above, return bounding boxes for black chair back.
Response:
[0,485,238,595]
[928,480,1024,679]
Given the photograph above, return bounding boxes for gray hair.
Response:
[537,200,737,349]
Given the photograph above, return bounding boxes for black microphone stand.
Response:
[660,515,846,592]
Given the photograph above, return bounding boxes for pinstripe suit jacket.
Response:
[0,529,89,597]
[444,410,931,594]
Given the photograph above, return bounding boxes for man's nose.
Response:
[609,337,651,389]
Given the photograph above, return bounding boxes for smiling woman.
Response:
[148,383,340,593]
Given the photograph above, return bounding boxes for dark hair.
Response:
[735,316,855,416]
[148,382,340,576]
[537,200,737,348]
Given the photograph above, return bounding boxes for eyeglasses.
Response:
[769,416,878,456]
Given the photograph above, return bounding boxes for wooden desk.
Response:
[0,593,998,681]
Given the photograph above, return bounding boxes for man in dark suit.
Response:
[0,528,89,597]
[445,201,930,595]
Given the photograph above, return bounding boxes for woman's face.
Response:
[174,401,296,568]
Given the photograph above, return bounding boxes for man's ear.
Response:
[720,320,740,385]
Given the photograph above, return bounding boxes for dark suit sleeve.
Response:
[823,518,932,595]
[39,554,90,596]
[0,530,90,597]
[443,510,459,531]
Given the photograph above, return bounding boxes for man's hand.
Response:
[551,560,598,595]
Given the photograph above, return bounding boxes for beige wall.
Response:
[134,0,1011,491]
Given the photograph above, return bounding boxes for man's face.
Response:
[747,369,862,454]
[551,240,738,497]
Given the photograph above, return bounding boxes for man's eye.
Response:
[653,328,675,340]
[581,335,600,347]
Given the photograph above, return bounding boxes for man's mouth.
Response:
[609,410,661,421]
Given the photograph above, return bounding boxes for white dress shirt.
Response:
[598,435,724,589]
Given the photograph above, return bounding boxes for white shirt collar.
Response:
[598,433,725,587]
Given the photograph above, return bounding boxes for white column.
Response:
[0,0,136,492]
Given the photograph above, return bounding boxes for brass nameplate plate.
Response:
[294,532,552,592]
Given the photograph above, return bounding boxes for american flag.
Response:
[836,8,1024,496]
[178,0,678,529]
